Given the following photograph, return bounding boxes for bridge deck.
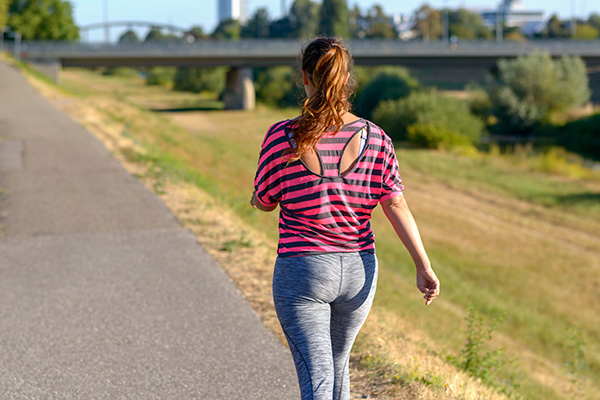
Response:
[19,39,600,69]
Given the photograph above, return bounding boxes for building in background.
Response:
[218,0,248,24]
[478,0,545,34]
[390,14,417,41]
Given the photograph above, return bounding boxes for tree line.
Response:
[2,0,598,159]
[2,0,600,42]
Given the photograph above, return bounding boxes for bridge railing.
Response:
[19,39,600,59]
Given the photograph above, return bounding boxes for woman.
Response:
[251,37,439,400]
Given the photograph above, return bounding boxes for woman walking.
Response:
[251,37,439,400]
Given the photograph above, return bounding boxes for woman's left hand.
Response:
[417,267,440,306]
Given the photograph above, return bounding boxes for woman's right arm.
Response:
[250,191,278,212]
[381,195,440,306]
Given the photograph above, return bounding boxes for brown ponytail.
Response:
[290,37,356,162]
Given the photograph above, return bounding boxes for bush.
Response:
[254,67,302,108]
[552,113,600,160]
[407,122,472,149]
[354,67,420,119]
[466,84,494,124]
[101,67,139,79]
[485,52,591,134]
[173,67,227,94]
[145,67,176,86]
[373,90,484,148]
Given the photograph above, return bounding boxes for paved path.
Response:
[0,61,298,399]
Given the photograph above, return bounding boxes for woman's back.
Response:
[299,113,366,176]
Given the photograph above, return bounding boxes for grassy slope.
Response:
[26,66,600,399]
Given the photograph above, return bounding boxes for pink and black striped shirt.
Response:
[253,118,404,258]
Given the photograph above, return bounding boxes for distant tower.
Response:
[218,0,248,24]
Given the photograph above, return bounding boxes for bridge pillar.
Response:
[223,67,255,110]
[29,59,62,84]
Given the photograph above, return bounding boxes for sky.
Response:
[71,0,599,42]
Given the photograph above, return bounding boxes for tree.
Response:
[414,4,442,41]
[503,29,526,42]
[254,67,301,107]
[0,0,8,32]
[448,8,492,39]
[573,23,599,39]
[288,0,319,38]
[118,30,140,44]
[268,17,293,38]
[588,13,600,30]
[143,28,181,43]
[485,52,591,133]
[173,67,226,94]
[242,7,270,38]
[145,67,176,86]
[541,14,569,38]
[354,67,420,119]
[349,5,366,38]
[8,0,79,40]
[318,0,349,37]
[186,26,208,41]
[212,18,241,40]
[363,5,396,39]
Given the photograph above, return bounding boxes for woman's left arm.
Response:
[381,195,440,305]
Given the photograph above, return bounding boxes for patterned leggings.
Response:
[273,252,378,400]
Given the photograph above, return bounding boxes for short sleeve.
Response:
[253,122,286,207]
[379,135,405,203]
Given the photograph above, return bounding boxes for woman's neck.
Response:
[341,111,359,125]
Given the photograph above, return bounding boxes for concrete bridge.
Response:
[16,39,600,109]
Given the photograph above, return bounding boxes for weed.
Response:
[448,307,521,397]
[564,329,587,396]
[220,232,254,252]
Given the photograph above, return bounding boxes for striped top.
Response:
[253,118,405,257]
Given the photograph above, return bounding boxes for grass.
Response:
[19,64,600,400]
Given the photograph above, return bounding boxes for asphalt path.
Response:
[0,61,298,399]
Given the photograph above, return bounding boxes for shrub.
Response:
[101,67,139,79]
[553,112,600,160]
[173,67,226,94]
[254,67,302,108]
[447,307,521,396]
[485,52,591,134]
[407,122,472,149]
[354,67,420,119]
[466,84,494,124]
[145,67,176,86]
[373,90,484,148]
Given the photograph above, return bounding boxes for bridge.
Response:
[79,21,191,44]
[15,39,600,110]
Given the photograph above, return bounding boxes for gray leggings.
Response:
[273,252,378,400]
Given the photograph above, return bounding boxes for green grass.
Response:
[51,67,600,399]
[397,149,600,219]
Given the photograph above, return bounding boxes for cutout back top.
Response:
[288,120,368,177]
[254,118,405,257]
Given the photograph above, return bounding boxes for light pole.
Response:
[442,0,449,43]
[496,7,503,42]
[103,0,109,44]
[570,0,576,37]
[11,31,21,60]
